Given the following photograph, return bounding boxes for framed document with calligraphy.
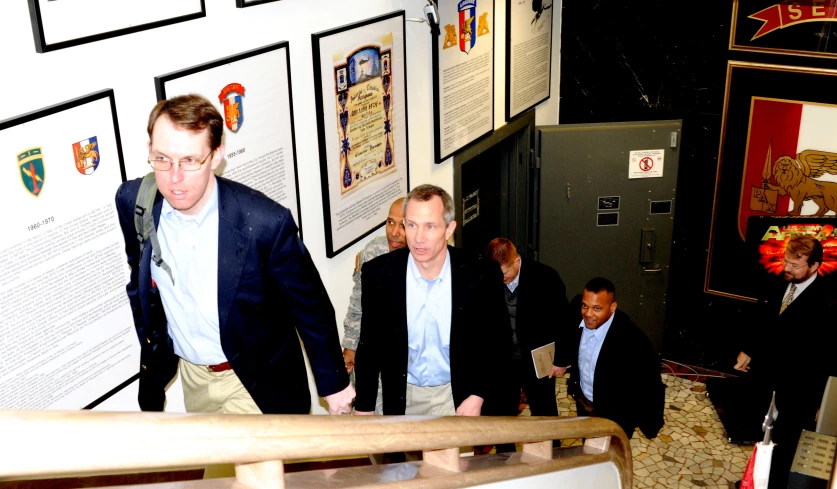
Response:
[27,0,205,53]
[506,0,554,121]
[0,89,141,409]
[706,61,837,301]
[312,11,410,258]
[433,0,495,163]
[155,42,303,236]
[730,0,837,58]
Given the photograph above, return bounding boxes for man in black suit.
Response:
[566,277,664,440]
[734,234,837,489]
[485,238,570,418]
[116,95,352,416]
[354,184,509,416]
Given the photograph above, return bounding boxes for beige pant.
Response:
[179,359,260,479]
[179,358,261,415]
[405,382,456,416]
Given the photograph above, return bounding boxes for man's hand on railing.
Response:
[549,365,569,378]
[324,384,356,415]
[455,395,484,416]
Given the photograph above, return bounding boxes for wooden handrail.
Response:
[0,410,632,488]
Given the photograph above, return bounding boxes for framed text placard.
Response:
[27,0,206,53]
[312,11,410,258]
[0,89,140,409]
[706,61,837,301]
[155,42,302,234]
[433,0,495,163]
[506,0,553,121]
[730,0,837,59]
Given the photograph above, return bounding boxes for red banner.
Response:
[749,3,837,40]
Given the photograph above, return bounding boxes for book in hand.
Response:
[531,342,556,379]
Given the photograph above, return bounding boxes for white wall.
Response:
[0,0,561,413]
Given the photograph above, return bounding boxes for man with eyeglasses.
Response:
[734,234,837,489]
[114,94,354,418]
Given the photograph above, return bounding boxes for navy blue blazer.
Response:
[115,176,348,414]
[354,246,512,414]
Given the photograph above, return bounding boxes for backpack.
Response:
[134,172,175,286]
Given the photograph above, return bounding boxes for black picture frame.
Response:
[505,0,554,121]
[706,61,837,301]
[730,0,837,59]
[312,11,411,258]
[0,89,138,409]
[236,0,280,7]
[432,0,495,163]
[27,0,206,53]
[155,42,303,238]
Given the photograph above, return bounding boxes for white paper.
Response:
[628,149,665,179]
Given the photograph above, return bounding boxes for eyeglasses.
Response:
[782,260,807,270]
[148,151,213,171]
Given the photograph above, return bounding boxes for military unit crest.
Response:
[18,147,46,197]
[219,83,245,132]
[443,0,490,52]
[73,136,100,175]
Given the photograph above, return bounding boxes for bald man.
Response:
[342,198,405,389]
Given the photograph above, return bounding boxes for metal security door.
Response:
[535,120,681,352]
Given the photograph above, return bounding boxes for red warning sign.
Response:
[639,157,654,172]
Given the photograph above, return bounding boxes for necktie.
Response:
[780,284,797,314]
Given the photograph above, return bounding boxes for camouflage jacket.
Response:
[342,235,390,350]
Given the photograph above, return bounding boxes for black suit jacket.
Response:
[115,176,348,414]
[745,275,837,417]
[354,246,511,414]
[567,306,664,438]
[515,258,571,371]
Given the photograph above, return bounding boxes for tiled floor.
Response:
[536,372,753,489]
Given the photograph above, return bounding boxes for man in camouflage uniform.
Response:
[343,197,405,413]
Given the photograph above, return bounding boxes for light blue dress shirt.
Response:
[151,181,225,365]
[506,261,521,293]
[577,312,615,401]
[406,251,452,387]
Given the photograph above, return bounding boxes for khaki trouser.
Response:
[405,382,456,416]
[179,359,261,479]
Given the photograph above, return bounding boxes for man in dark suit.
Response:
[354,184,510,416]
[566,277,664,440]
[116,95,352,416]
[485,237,570,418]
[734,234,837,489]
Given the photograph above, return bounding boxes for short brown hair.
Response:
[785,234,823,265]
[404,184,455,226]
[486,238,518,266]
[147,94,224,151]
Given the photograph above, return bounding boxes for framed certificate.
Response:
[27,0,206,53]
[312,11,411,257]
[155,42,303,235]
[432,0,495,163]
